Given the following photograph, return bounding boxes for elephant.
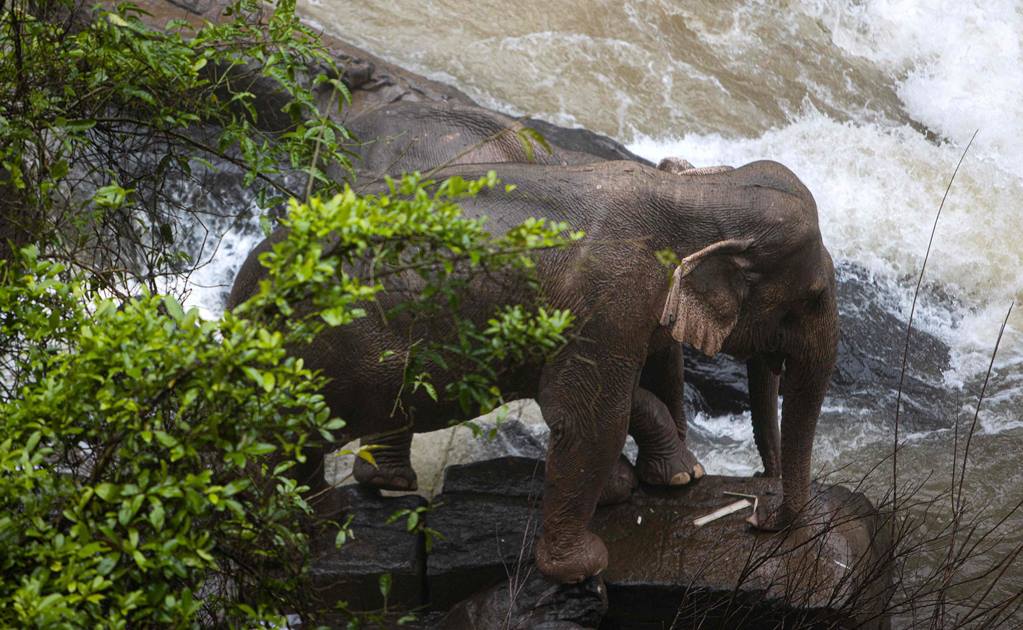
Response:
[336,100,710,488]
[340,101,766,488]
[227,158,839,583]
[340,100,604,183]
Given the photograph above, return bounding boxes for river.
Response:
[189,0,1023,624]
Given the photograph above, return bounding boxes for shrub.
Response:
[0,170,577,627]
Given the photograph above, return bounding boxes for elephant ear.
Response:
[660,239,753,357]
[657,156,696,174]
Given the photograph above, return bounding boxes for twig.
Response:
[892,129,977,506]
[956,300,1014,507]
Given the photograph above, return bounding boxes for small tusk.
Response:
[694,499,752,528]
[723,491,759,521]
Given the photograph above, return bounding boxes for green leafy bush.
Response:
[0,0,351,292]
[0,172,578,627]
[0,247,329,627]
[1,0,581,624]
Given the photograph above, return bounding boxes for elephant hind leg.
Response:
[630,387,704,486]
[597,454,639,506]
[353,429,418,492]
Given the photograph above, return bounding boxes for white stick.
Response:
[693,499,752,528]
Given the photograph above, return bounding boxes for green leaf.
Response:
[149,501,165,531]
[162,296,185,321]
[106,12,129,26]
[95,483,119,502]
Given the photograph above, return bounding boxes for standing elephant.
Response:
[227,159,838,583]
[341,101,743,489]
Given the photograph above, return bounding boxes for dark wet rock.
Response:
[441,454,547,498]
[428,458,891,630]
[308,486,427,611]
[830,263,955,429]
[521,117,651,165]
[683,351,750,416]
[426,457,544,610]
[594,477,892,630]
[435,571,607,630]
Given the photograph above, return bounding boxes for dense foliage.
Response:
[0,0,578,626]
[0,0,351,294]
[0,178,576,627]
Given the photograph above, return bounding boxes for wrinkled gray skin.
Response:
[341,100,603,184]
[341,102,744,490]
[228,159,838,583]
[340,101,709,490]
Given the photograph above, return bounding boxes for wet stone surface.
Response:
[434,571,608,630]
[426,457,545,611]
[308,486,428,611]
[425,457,892,630]
[830,262,955,430]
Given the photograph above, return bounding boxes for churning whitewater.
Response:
[295,0,1021,441]
[182,0,1023,608]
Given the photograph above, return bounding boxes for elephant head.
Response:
[659,161,839,528]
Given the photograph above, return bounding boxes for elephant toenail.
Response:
[693,464,705,478]
[670,472,691,485]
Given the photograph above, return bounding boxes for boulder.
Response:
[829,263,954,430]
[435,572,607,630]
[426,457,545,610]
[427,457,892,630]
[308,486,428,611]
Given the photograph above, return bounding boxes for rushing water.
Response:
[188,0,1023,621]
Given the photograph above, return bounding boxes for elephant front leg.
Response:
[630,387,703,486]
[534,353,637,584]
[748,355,781,478]
[353,428,417,492]
[755,356,827,532]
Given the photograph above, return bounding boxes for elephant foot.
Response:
[353,456,418,492]
[597,455,638,506]
[750,498,796,532]
[635,443,704,487]
[535,530,608,584]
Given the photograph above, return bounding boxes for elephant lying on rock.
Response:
[342,100,604,183]
[228,159,838,583]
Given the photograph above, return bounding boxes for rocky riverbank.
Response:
[311,456,892,629]
[129,2,960,626]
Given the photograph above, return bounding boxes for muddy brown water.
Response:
[179,0,1023,624]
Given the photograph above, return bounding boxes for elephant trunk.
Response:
[747,355,781,477]
[778,284,838,524]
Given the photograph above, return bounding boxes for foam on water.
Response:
[179,219,264,319]
[806,0,1023,177]
[627,0,1023,428]
[629,112,1022,394]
